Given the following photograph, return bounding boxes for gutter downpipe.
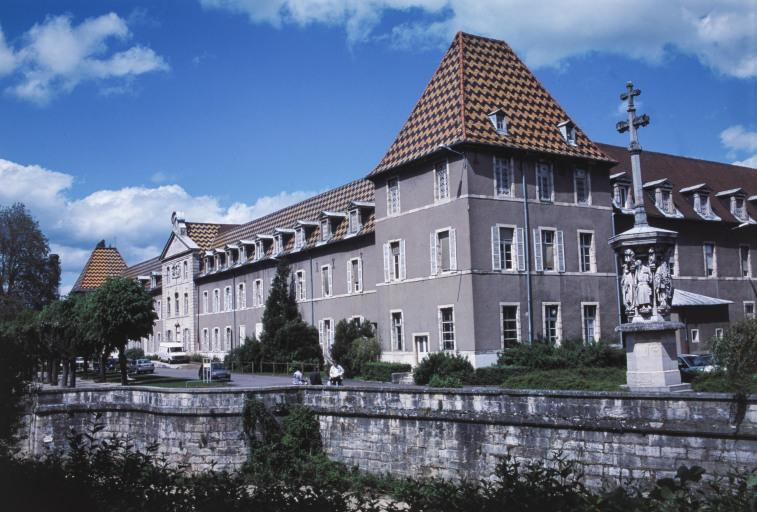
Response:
[232,271,238,350]
[521,158,534,344]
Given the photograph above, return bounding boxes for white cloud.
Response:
[0,13,168,104]
[732,155,757,168]
[720,125,757,152]
[201,0,757,78]
[0,157,316,292]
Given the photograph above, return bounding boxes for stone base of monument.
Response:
[617,321,692,393]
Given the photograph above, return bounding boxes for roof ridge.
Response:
[597,142,757,170]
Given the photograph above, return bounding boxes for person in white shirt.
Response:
[329,363,344,386]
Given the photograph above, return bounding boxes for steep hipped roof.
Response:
[598,143,757,223]
[211,179,374,248]
[71,240,128,293]
[370,32,611,176]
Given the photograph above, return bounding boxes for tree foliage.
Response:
[0,203,60,320]
[330,318,376,376]
[712,318,757,392]
[90,277,157,385]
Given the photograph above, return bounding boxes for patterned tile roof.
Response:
[371,32,612,176]
[598,143,757,223]
[211,179,374,251]
[71,241,128,293]
[122,256,161,279]
[186,223,238,251]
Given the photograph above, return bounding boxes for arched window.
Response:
[174,293,179,315]
[184,293,189,314]
[213,289,220,312]
[237,283,246,309]
[183,328,190,348]
[166,298,171,318]
[183,261,188,279]
[213,328,220,351]
[225,327,232,351]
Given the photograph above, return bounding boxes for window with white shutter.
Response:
[348,258,361,293]
[239,324,246,344]
[399,239,406,280]
[383,243,390,283]
[321,265,332,297]
[533,229,543,271]
[491,226,501,270]
[515,228,525,271]
[449,229,457,270]
[430,232,438,275]
[556,230,565,273]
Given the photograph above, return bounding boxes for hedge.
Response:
[361,361,412,382]
[466,365,529,385]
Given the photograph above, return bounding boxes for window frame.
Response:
[224,286,232,311]
[320,219,332,243]
[237,283,246,309]
[493,156,514,198]
[580,302,600,344]
[390,310,404,351]
[703,242,717,277]
[499,302,521,348]
[690,328,700,344]
[744,301,755,320]
[573,168,591,205]
[253,279,263,307]
[434,160,450,202]
[213,289,220,313]
[321,264,333,298]
[431,227,457,275]
[542,302,562,345]
[295,269,307,301]
[387,177,401,216]
[347,209,362,235]
[536,162,554,202]
[384,239,406,282]
[739,245,751,278]
[413,332,430,359]
[347,257,362,294]
[577,230,596,273]
[438,305,456,351]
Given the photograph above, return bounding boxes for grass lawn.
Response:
[79,371,229,388]
[691,372,757,394]
[500,367,626,392]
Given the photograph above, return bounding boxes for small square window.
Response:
[690,329,700,344]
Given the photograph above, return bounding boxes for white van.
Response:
[160,343,189,364]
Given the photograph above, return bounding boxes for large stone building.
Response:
[76,33,756,366]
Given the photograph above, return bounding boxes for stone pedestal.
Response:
[618,321,691,392]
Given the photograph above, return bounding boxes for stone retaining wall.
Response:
[20,386,757,483]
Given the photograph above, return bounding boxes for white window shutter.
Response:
[318,320,324,347]
[533,229,543,271]
[357,258,363,292]
[383,243,390,283]
[328,267,333,296]
[430,232,438,275]
[437,308,443,350]
[400,239,406,280]
[516,228,526,272]
[589,236,597,272]
[347,263,353,294]
[449,228,457,271]
[491,226,501,271]
[303,273,307,299]
[556,230,565,273]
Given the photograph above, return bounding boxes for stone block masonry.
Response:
[20,386,757,483]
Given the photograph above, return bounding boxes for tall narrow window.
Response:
[157,300,161,319]
[542,230,555,271]
[183,261,188,279]
[431,229,456,274]
[434,161,450,201]
[225,327,232,351]
[544,304,561,344]
[387,178,400,215]
[202,329,209,351]
[166,297,171,318]
[579,232,595,273]
[501,305,519,347]
[273,235,283,256]
[732,197,747,220]
[295,270,306,301]
[384,240,405,282]
[213,328,219,351]
[494,157,512,197]
[703,243,716,277]
[574,169,590,204]
[253,280,263,306]
[321,265,332,297]
[348,209,361,234]
[320,219,331,242]
[295,228,305,250]
[319,319,334,354]
[238,283,246,309]
[740,246,751,277]
[534,228,564,272]
[348,258,362,293]
[690,329,700,344]
[202,292,208,314]
[745,302,755,320]
[439,307,455,351]
[183,293,189,315]
[614,184,630,209]
[498,227,514,271]
[174,293,179,315]
[391,312,404,351]
[224,286,232,311]
[582,304,598,343]
[213,289,220,312]
[537,163,553,202]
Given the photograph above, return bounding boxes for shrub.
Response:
[711,318,757,392]
[362,361,411,382]
[330,319,375,376]
[124,347,144,360]
[225,337,264,371]
[347,337,381,377]
[428,375,463,388]
[497,340,624,370]
[413,352,474,385]
[270,320,323,364]
[691,370,757,394]
[467,365,528,385]
[500,367,626,391]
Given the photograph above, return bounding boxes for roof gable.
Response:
[370,32,611,176]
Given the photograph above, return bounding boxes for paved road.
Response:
[154,364,389,388]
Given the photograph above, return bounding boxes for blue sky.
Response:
[0,0,755,294]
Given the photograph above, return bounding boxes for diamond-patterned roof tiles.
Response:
[371,32,612,176]
[71,242,128,292]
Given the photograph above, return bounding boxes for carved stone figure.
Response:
[621,249,636,314]
[635,259,653,315]
[654,250,672,315]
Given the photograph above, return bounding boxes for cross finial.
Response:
[616,81,651,227]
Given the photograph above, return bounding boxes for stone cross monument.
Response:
[609,82,691,392]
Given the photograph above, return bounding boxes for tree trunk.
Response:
[44,360,52,384]
[68,358,76,388]
[61,358,69,389]
[118,347,128,386]
[50,358,58,386]
[99,351,107,382]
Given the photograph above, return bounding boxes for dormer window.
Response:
[273,235,284,256]
[488,109,507,135]
[733,196,747,221]
[680,184,718,221]
[295,227,306,249]
[658,189,673,214]
[614,184,631,209]
[348,209,361,235]
[320,218,331,242]
[254,240,265,260]
[644,178,681,217]
[558,120,577,146]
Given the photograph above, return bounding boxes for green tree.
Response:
[0,203,60,321]
[712,318,757,392]
[91,277,157,385]
[259,260,322,364]
[0,312,38,448]
[331,318,375,376]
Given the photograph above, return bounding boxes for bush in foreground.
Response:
[500,367,626,392]
[361,361,411,382]
[711,318,757,393]
[413,352,474,385]
[498,339,625,370]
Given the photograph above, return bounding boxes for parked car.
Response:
[199,362,231,381]
[75,357,86,372]
[134,359,155,374]
[92,358,118,372]
[678,353,717,381]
